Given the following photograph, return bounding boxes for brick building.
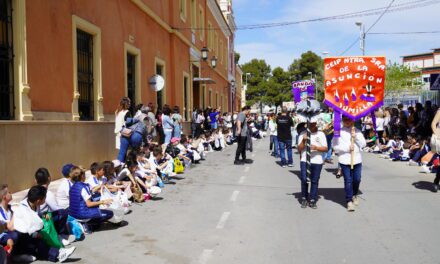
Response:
[0,0,237,191]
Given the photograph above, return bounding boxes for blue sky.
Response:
[234,0,440,70]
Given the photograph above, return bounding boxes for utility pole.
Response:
[356,21,366,56]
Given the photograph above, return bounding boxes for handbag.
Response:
[125,172,145,203]
[120,127,133,138]
[67,215,84,241]
[174,157,184,173]
[39,213,63,249]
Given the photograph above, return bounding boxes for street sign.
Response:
[149,74,165,92]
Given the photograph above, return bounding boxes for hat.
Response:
[62,163,75,177]
[112,160,122,168]
[171,137,180,144]
[310,116,320,123]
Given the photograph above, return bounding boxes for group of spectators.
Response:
[1,97,264,263]
[362,102,440,191]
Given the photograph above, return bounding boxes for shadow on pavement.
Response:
[412,181,436,192]
[63,258,82,263]
[325,168,339,175]
[289,170,301,178]
[150,197,164,201]
[288,188,357,208]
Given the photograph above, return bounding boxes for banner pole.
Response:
[306,97,311,180]
[351,125,355,169]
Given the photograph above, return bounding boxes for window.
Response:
[76,29,94,121]
[190,0,197,31]
[127,53,136,115]
[183,75,189,121]
[208,22,213,50]
[215,92,218,108]
[220,40,223,65]
[201,85,205,109]
[0,0,14,120]
[156,63,165,110]
[199,6,204,41]
[180,0,187,22]
[214,32,218,56]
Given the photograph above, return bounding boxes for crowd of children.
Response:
[0,102,244,263]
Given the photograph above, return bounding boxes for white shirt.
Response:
[298,131,328,164]
[268,120,277,136]
[56,178,72,209]
[332,127,366,165]
[20,198,42,215]
[86,175,102,190]
[40,190,60,213]
[386,139,396,148]
[0,205,12,223]
[375,117,384,131]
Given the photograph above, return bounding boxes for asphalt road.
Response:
[35,137,440,264]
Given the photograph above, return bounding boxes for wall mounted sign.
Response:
[149,74,165,92]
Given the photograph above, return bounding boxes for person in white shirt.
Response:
[268,114,279,157]
[35,168,73,245]
[332,116,366,212]
[0,184,16,255]
[297,117,328,209]
[56,164,75,210]
[375,110,385,144]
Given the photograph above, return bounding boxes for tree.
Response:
[241,59,271,109]
[264,67,292,111]
[385,62,422,97]
[234,52,241,64]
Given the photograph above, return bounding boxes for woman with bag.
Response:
[114,97,132,150]
[117,112,149,162]
[431,109,440,192]
[171,106,183,139]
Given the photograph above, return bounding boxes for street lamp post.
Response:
[355,21,366,56]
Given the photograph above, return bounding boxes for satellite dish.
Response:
[149,74,165,92]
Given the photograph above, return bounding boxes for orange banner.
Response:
[324,56,385,119]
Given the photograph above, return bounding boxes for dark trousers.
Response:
[434,169,440,185]
[14,232,59,262]
[340,163,362,203]
[87,209,114,227]
[300,162,323,201]
[235,136,247,161]
[52,209,69,235]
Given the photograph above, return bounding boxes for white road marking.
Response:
[230,190,240,202]
[244,166,250,172]
[216,212,231,229]
[238,176,246,184]
[199,249,213,264]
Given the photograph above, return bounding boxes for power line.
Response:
[173,0,440,31]
[368,30,440,35]
[339,0,396,55]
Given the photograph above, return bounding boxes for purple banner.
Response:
[292,80,315,104]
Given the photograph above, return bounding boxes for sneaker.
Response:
[309,200,317,209]
[287,164,293,167]
[300,198,308,208]
[243,159,253,164]
[60,237,71,247]
[234,160,244,165]
[58,246,76,263]
[12,254,37,263]
[420,165,431,173]
[434,184,439,193]
[408,160,418,166]
[347,202,355,212]
[282,165,287,168]
[352,195,359,206]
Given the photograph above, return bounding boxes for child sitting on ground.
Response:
[0,184,16,257]
[35,168,72,246]
[69,167,114,232]
[56,163,75,210]
[148,147,176,183]
[15,186,76,262]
